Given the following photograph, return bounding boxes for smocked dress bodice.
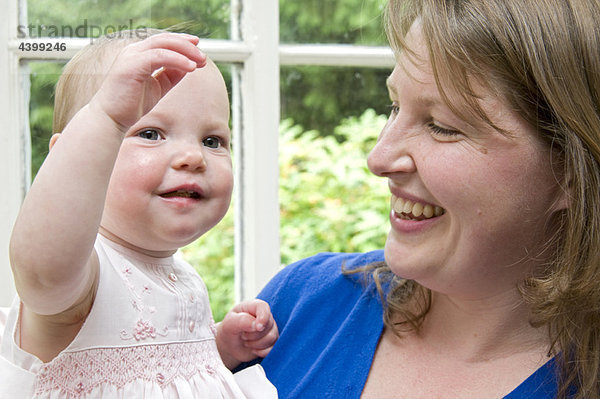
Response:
[0,236,276,398]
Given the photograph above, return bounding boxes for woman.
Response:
[247,0,600,397]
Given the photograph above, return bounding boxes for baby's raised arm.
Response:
[10,33,206,318]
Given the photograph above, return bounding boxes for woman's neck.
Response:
[405,289,549,363]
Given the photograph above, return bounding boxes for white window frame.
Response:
[0,0,394,306]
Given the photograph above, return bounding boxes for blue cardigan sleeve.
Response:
[255,251,386,399]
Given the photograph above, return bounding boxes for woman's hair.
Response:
[362,0,600,397]
[53,28,165,133]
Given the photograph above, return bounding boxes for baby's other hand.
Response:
[216,299,279,370]
[91,32,206,131]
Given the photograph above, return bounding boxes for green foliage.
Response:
[280,0,388,45]
[281,65,391,135]
[26,0,229,39]
[181,110,390,320]
[29,62,63,178]
[279,0,391,134]
[279,109,389,266]
[181,208,235,323]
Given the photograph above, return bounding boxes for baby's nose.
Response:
[172,145,207,171]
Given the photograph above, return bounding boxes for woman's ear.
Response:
[552,187,571,212]
[551,169,572,213]
[49,133,61,151]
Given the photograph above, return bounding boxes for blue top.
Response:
[249,251,560,398]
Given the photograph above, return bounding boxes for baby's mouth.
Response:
[391,194,445,221]
[160,190,201,200]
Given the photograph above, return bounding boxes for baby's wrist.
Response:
[86,99,131,136]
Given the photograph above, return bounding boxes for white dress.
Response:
[0,235,276,398]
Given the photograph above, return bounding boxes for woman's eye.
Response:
[203,136,221,149]
[388,103,400,116]
[137,129,161,140]
[427,123,460,138]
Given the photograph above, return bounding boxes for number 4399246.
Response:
[19,42,66,52]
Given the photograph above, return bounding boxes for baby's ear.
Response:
[48,133,61,151]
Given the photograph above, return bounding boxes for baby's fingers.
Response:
[243,319,279,344]
[233,299,273,330]
[109,32,205,85]
[243,327,279,358]
[137,33,206,70]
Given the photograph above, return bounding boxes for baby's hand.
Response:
[216,299,279,370]
[90,32,206,131]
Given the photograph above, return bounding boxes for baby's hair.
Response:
[52,28,166,133]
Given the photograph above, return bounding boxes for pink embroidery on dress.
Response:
[115,259,171,341]
[134,319,156,340]
[34,341,224,396]
[75,382,84,393]
[131,299,142,311]
[120,319,168,341]
[205,364,216,375]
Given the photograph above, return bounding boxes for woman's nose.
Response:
[172,143,207,172]
[367,124,417,177]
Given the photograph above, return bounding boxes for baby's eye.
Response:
[137,129,162,141]
[203,136,221,149]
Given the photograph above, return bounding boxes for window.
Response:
[1,0,393,314]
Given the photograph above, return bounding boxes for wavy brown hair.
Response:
[357,0,600,397]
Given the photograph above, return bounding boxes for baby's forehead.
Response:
[180,61,228,94]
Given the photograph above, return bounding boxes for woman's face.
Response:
[367,24,566,299]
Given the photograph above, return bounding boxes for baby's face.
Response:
[100,62,233,257]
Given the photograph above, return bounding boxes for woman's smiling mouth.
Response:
[391,194,445,221]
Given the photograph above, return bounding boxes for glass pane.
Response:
[281,65,391,134]
[280,0,389,45]
[279,65,391,266]
[28,60,235,321]
[24,0,230,39]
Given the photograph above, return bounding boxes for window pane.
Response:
[279,65,391,266]
[280,0,389,45]
[281,65,390,134]
[25,0,230,39]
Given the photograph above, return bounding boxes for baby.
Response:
[1,30,277,398]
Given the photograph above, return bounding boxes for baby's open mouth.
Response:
[391,195,444,221]
[160,190,201,199]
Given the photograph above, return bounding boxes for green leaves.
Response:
[278,109,389,265]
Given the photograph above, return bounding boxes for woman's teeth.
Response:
[391,195,444,220]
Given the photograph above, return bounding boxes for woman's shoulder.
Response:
[273,250,385,288]
[287,250,385,274]
[257,250,385,319]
